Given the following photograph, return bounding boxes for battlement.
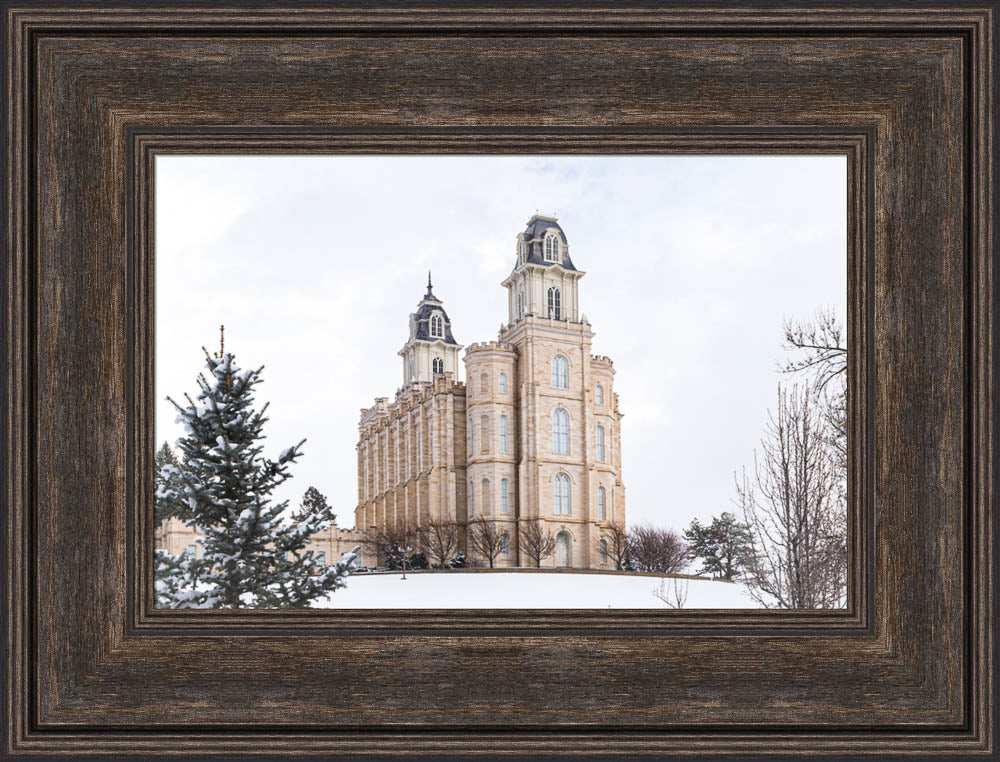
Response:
[358,374,465,436]
[464,340,516,356]
[591,354,615,367]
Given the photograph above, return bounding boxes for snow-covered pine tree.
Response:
[155,339,356,609]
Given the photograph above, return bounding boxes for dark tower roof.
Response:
[517,214,577,271]
[412,272,459,345]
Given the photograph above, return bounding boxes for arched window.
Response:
[430,314,443,338]
[595,384,604,405]
[596,425,605,462]
[499,372,507,393]
[517,290,525,317]
[555,530,571,566]
[501,533,510,559]
[469,480,474,515]
[598,486,606,520]
[552,408,569,454]
[500,478,509,513]
[518,239,526,265]
[468,425,473,455]
[551,354,569,388]
[599,539,608,565]
[432,357,444,375]
[499,415,508,452]
[480,372,490,395]
[408,358,415,380]
[480,414,490,453]
[544,233,560,262]
[547,286,561,319]
[553,473,570,515]
[482,478,491,514]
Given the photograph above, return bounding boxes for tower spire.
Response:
[426,270,433,298]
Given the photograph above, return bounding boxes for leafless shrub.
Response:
[468,518,506,569]
[519,521,557,568]
[628,524,688,574]
[419,519,459,568]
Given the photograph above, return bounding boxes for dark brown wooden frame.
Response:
[2,3,996,759]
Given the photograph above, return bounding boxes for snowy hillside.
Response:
[317,570,758,609]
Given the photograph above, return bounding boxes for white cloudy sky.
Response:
[156,155,845,533]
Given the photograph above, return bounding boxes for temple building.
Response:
[355,214,625,569]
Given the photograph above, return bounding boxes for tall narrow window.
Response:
[500,478,509,513]
[469,480,474,515]
[551,354,569,388]
[501,533,510,559]
[468,424,473,456]
[480,372,489,395]
[430,314,443,338]
[547,286,561,319]
[599,539,608,565]
[553,473,570,515]
[406,433,411,479]
[552,408,569,454]
[595,384,604,405]
[518,239,526,265]
[517,289,525,317]
[482,478,491,514]
[596,425,605,462]
[598,486,606,520]
[545,233,560,262]
[480,415,490,453]
[499,372,507,393]
[432,357,444,375]
[499,415,508,452]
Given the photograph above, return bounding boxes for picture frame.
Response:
[2,3,995,758]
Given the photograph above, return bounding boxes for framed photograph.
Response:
[3,3,996,758]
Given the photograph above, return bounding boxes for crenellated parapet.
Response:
[464,340,516,356]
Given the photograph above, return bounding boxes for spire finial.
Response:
[425,270,435,299]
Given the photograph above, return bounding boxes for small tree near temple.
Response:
[683,512,752,581]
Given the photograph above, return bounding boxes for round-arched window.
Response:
[430,314,444,338]
[553,473,571,515]
[432,357,444,375]
[544,233,560,262]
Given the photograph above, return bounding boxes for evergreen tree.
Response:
[154,441,184,526]
[683,512,752,581]
[294,486,334,524]
[155,340,356,609]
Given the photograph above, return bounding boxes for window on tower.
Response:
[516,290,524,318]
[552,407,570,454]
[430,314,444,338]
[499,372,507,393]
[518,238,526,265]
[551,354,569,388]
[553,473,571,515]
[432,357,444,375]
[544,233,560,262]
[598,486,606,519]
[595,384,604,405]
[499,414,508,452]
[596,425,606,462]
[481,414,490,454]
[547,286,561,319]
[501,533,510,559]
[599,539,608,564]
[500,478,509,513]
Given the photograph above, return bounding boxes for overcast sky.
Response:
[156,155,845,533]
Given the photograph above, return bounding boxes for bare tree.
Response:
[419,519,459,569]
[737,385,847,609]
[518,521,557,568]
[362,522,417,570]
[628,524,688,574]
[782,308,847,486]
[602,521,630,570]
[781,308,846,391]
[652,577,689,609]
[468,518,506,569]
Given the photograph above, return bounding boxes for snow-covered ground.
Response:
[317,570,759,609]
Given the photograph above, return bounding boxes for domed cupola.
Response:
[503,214,586,326]
[398,272,464,385]
[515,214,578,271]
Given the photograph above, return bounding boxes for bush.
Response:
[406,551,428,570]
[449,552,468,569]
